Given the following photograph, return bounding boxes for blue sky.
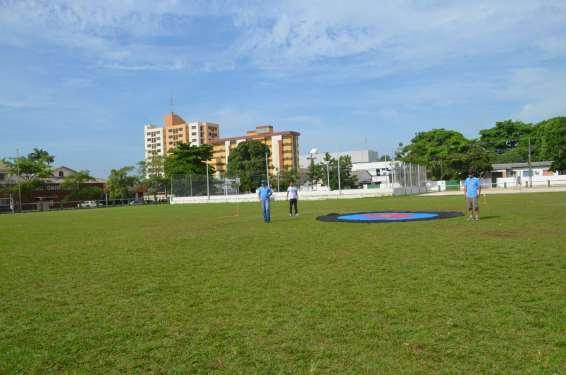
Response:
[1,0,565,178]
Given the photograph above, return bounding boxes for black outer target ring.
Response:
[316,211,464,223]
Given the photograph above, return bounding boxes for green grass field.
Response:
[1,193,565,374]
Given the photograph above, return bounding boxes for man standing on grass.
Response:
[287,181,299,217]
[257,180,273,223]
[464,169,481,221]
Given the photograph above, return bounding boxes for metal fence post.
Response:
[403,163,408,195]
[224,177,228,200]
[337,156,342,196]
[417,164,421,193]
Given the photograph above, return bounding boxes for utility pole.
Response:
[528,136,532,188]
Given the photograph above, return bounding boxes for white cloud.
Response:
[233,0,566,75]
[1,0,565,75]
[0,0,230,70]
[499,68,566,122]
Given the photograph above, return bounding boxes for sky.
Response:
[1,0,566,178]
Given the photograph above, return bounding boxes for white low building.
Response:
[299,149,379,168]
[351,161,396,186]
[490,161,558,180]
[489,161,565,188]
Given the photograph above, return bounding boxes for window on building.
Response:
[58,171,64,177]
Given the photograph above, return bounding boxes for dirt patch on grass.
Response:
[480,228,564,239]
[480,230,524,239]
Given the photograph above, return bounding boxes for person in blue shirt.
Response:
[464,169,481,221]
[257,180,273,223]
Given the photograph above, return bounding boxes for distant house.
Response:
[0,165,106,202]
[488,161,566,188]
[0,161,8,185]
[43,166,106,185]
[52,166,79,179]
[490,161,557,181]
[352,170,373,186]
[351,161,396,186]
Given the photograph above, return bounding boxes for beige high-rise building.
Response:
[212,125,300,175]
[188,122,220,146]
[143,112,220,176]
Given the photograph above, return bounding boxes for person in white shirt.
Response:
[287,181,299,217]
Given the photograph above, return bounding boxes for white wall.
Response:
[495,175,566,188]
[171,188,394,205]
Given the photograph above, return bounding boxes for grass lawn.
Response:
[1,193,565,373]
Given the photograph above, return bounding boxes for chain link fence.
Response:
[389,162,428,193]
[0,197,172,214]
[171,174,242,198]
[171,163,427,198]
[0,197,13,213]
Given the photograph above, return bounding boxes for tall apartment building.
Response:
[144,125,165,160]
[143,112,220,176]
[188,122,220,146]
[212,125,300,175]
[163,112,189,153]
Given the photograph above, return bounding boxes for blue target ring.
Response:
[317,211,463,223]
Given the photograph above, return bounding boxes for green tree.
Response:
[532,117,566,172]
[3,148,55,181]
[61,170,94,191]
[137,157,169,200]
[277,168,301,191]
[378,154,392,161]
[399,129,470,180]
[61,170,102,201]
[227,140,270,192]
[450,141,493,179]
[317,153,357,190]
[139,155,165,178]
[2,148,55,199]
[164,143,213,177]
[64,186,104,201]
[306,155,324,188]
[107,166,138,199]
[479,120,533,163]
